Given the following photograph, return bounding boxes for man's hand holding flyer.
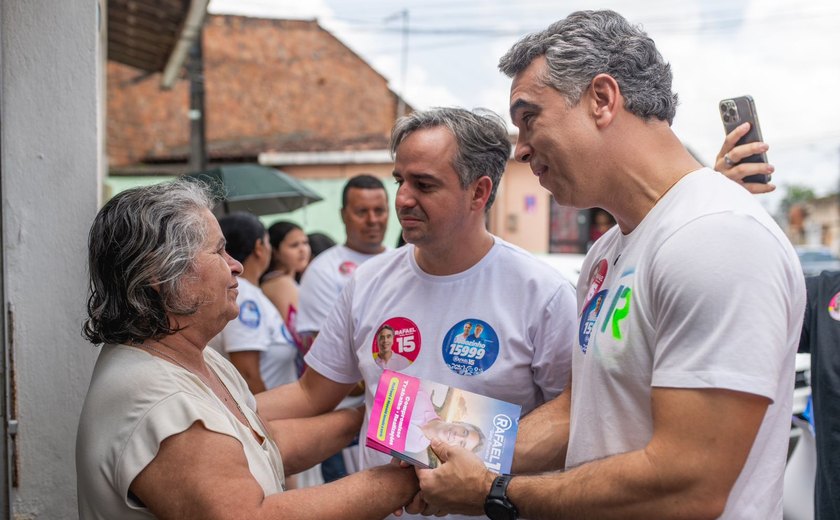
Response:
[366,370,520,473]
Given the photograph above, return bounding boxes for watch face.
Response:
[484,499,516,520]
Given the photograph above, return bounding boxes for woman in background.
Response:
[261,221,310,354]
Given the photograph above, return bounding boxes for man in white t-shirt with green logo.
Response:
[413,10,805,520]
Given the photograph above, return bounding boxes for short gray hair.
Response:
[83,178,215,345]
[390,107,510,209]
[499,10,678,125]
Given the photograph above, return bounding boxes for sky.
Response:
[207,0,840,214]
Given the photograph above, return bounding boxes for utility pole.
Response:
[387,9,410,119]
[187,27,207,172]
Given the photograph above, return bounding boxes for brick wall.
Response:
[108,15,402,167]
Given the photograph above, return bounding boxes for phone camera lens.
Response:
[723,114,730,122]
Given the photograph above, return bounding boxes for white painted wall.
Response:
[1,0,103,517]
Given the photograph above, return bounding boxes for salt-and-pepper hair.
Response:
[390,107,511,209]
[499,10,678,125]
[83,178,215,345]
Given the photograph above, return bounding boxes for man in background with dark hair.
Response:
[297,174,389,345]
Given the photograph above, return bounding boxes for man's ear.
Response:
[254,238,268,259]
[471,176,493,211]
[589,73,620,129]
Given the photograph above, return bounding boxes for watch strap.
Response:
[485,474,518,520]
[488,474,514,500]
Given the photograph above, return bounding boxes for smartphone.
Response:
[719,95,769,183]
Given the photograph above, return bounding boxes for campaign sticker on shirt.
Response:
[339,261,357,276]
[829,291,840,321]
[238,300,261,329]
[582,259,609,312]
[579,290,608,353]
[442,319,499,376]
[372,317,421,370]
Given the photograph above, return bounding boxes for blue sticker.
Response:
[441,319,499,376]
[280,322,294,344]
[238,300,261,329]
[579,290,607,353]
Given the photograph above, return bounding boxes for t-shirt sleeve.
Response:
[114,392,240,504]
[221,299,268,354]
[648,213,795,402]
[304,276,363,384]
[297,257,339,334]
[531,279,576,401]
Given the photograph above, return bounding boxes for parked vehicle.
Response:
[795,245,840,277]
[792,353,811,416]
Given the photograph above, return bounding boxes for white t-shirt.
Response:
[570,168,805,518]
[306,237,577,519]
[213,278,298,389]
[297,245,381,334]
[76,345,285,519]
[375,352,412,371]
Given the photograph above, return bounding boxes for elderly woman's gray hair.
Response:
[83,179,215,345]
[499,9,678,125]
[390,107,511,210]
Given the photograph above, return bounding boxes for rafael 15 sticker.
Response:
[371,317,421,370]
[583,258,609,312]
[441,319,499,376]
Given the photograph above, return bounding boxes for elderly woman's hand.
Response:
[715,122,775,194]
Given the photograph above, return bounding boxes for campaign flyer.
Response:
[365,370,521,472]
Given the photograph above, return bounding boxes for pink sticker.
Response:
[582,258,609,311]
[372,317,421,370]
[339,261,357,275]
[829,291,840,322]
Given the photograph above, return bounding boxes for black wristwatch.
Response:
[484,474,518,520]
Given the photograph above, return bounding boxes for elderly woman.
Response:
[76,180,417,519]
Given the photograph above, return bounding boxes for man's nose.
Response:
[514,137,532,163]
[396,185,416,208]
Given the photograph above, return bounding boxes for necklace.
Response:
[140,342,243,416]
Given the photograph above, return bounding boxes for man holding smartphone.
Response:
[412,10,805,520]
[716,121,776,194]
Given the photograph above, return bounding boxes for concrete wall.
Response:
[1,0,103,517]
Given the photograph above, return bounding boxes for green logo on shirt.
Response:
[601,285,632,340]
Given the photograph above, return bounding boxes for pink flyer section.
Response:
[367,370,420,453]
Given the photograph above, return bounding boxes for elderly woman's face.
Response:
[179,209,243,335]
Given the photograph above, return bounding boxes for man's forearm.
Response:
[508,447,722,520]
[512,391,570,474]
[256,369,357,421]
[269,407,363,475]
[256,380,315,420]
[502,387,767,519]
